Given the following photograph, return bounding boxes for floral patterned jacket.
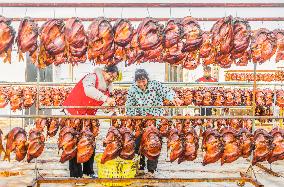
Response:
[125,80,176,116]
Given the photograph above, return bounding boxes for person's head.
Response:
[102,65,119,84]
[203,66,212,78]
[134,69,149,91]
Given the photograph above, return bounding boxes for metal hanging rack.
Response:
[1,2,283,186]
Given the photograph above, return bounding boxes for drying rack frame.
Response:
[1,2,284,186]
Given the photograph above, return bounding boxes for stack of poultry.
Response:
[2,87,284,111]
[0,16,15,63]
[0,15,283,68]
[101,120,136,163]
[225,72,284,82]
[17,18,39,63]
[1,117,284,166]
[3,127,28,162]
[27,127,45,162]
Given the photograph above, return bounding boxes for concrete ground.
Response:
[0,119,284,187]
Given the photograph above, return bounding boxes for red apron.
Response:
[62,73,109,115]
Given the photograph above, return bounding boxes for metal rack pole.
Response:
[1,114,284,120]
[0,2,283,8]
[0,81,283,87]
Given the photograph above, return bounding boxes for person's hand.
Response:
[105,97,116,106]
[172,97,183,106]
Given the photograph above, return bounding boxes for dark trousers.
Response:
[201,108,212,116]
[69,153,95,178]
[135,135,158,172]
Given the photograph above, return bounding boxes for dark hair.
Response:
[135,69,149,82]
[104,65,119,74]
[204,66,211,71]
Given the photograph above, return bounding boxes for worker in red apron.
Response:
[62,65,119,178]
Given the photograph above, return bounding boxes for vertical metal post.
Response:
[35,67,40,179]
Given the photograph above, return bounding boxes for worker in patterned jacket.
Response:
[62,65,119,178]
[125,69,183,177]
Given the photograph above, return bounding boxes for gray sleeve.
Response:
[82,74,108,102]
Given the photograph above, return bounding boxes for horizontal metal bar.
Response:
[1,3,284,8]
[0,115,284,120]
[0,81,283,87]
[5,17,284,22]
[245,159,282,177]
[35,177,262,187]
[39,105,252,109]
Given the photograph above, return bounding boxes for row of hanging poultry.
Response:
[225,71,284,82]
[0,15,283,68]
[0,117,283,166]
[1,86,284,112]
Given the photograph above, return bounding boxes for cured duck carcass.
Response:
[194,90,203,106]
[134,119,143,139]
[213,89,225,106]
[4,127,27,162]
[159,118,170,137]
[167,128,183,162]
[90,119,100,137]
[39,19,67,68]
[46,118,60,138]
[16,18,38,63]
[22,87,36,108]
[211,16,234,68]
[252,129,273,165]
[65,18,88,65]
[35,118,47,131]
[231,18,251,66]
[203,90,213,106]
[101,126,122,164]
[251,28,277,64]
[200,32,215,66]
[0,87,9,108]
[137,18,163,62]
[119,126,135,160]
[220,127,241,165]
[162,19,185,64]
[88,18,114,65]
[77,124,96,163]
[0,16,15,63]
[178,127,199,164]
[140,126,162,160]
[27,128,45,162]
[211,16,233,56]
[276,90,284,107]
[113,19,134,63]
[182,89,193,106]
[121,119,134,132]
[181,17,203,52]
[268,128,284,163]
[58,126,78,163]
[182,49,200,70]
[0,129,5,158]
[238,128,254,158]
[274,29,284,62]
[9,87,23,112]
[126,30,144,65]
[202,128,223,165]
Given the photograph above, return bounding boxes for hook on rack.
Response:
[25,8,28,17]
[120,8,124,18]
[188,8,191,16]
[102,7,105,17]
[53,8,56,19]
[74,7,77,18]
[146,7,150,17]
[169,7,172,18]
